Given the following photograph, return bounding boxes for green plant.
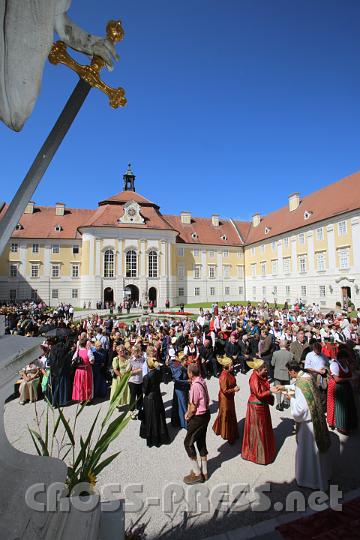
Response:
[28,371,131,493]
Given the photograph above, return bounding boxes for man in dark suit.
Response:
[271,339,294,410]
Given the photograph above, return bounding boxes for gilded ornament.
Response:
[48,20,127,108]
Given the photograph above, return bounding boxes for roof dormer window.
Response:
[265,226,271,234]
[55,224,62,232]
[304,210,312,220]
[15,223,23,230]
[220,234,227,241]
[191,232,198,239]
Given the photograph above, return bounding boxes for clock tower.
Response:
[123,163,136,192]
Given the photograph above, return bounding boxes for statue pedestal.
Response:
[1,335,124,540]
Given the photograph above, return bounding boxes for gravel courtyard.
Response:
[4,372,360,539]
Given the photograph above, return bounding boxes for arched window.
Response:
[104,249,115,278]
[148,250,158,278]
[126,250,137,278]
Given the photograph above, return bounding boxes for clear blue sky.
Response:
[2,0,360,221]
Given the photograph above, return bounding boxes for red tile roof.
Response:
[2,172,359,244]
[0,204,94,239]
[83,203,174,231]
[245,171,360,244]
[163,215,245,246]
[98,191,159,207]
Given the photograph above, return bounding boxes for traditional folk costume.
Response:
[110,354,131,405]
[72,347,94,403]
[140,359,170,448]
[241,360,276,465]
[169,356,189,429]
[290,372,331,490]
[213,357,239,444]
[327,358,357,434]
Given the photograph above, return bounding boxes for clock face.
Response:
[127,207,136,217]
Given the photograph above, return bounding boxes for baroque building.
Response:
[0,167,359,308]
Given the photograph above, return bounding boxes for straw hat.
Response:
[217,355,233,368]
[246,358,265,370]
[178,351,187,361]
[147,357,159,370]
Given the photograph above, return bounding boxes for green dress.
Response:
[110,356,131,405]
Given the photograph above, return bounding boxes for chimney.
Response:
[24,201,35,214]
[252,213,261,227]
[288,192,300,212]
[55,202,65,216]
[211,214,220,227]
[180,211,192,225]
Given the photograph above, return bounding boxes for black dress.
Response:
[140,369,170,447]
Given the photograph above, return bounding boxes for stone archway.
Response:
[104,287,114,304]
[124,284,139,304]
[148,286,157,306]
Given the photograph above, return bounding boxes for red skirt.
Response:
[327,376,336,428]
[72,365,93,402]
[241,402,276,465]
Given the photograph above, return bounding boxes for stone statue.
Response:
[0,0,118,131]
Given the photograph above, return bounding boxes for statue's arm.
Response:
[54,12,118,69]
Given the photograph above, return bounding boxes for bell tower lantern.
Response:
[123,163,136,192]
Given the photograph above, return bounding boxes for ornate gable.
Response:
[118,201,145,224]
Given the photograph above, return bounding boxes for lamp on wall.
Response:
[329,285,333,294]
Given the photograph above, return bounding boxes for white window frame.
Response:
[51,264,60,278]
[10,264,18,277]
[298,233,305,245]
[316,252,325,272]
[51,289,59,299]
[209,265,216,279]
[178,265,185,279]
[319,285,326,298]
[301,285,307,297]
[223,265,230,279]
[125,250,137,278]
[32,243,39,254]
[194,287,200,296]
[210,287,215,296]
[31,264,39,278]
[238,286,244,296]
[283,257,291,274]
[298,255,307,273]
[177,247,184,257]
[10,243,18,253]
[193,249,199,257]
[338,220,347,236]
[223,250,229,258]
[72,288,78,299]
[209,250,215,258]
[224,286,230,295]
[72,264,80,278]
[251,263,256,278]
[104,249,115,278]
[339,248,349,269]
[148,250,158,278]
[316,227,323,241]
[178,287,184,297]
[52,244,60,254]
[271,259,278,275]
[72,245,80,254]
[283,237,289,248]
[261,261,266,276]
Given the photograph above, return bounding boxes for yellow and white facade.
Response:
[0,168,359,308]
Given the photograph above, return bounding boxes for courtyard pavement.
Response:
[4,372,360,539]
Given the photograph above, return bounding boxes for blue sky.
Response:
[2,0,360,221]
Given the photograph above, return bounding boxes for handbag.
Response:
[71,356,83,368]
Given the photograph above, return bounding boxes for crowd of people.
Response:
[11,300,360,490]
